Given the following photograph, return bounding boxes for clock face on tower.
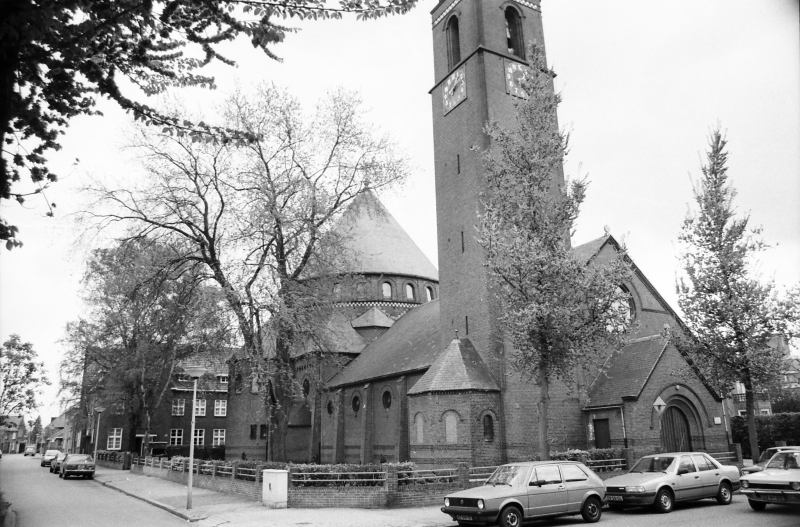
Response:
[442,65,467,115]
[505,60,530,98]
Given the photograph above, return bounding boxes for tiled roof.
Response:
[572,235,609,263]
[407,337,499,394]
[303,311,368,356]
[586,335,668,407]
[327,190,439,281]
[174,350,235,392]
[328,299,441,388]
[350,306,395,329]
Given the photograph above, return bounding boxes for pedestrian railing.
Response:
[290,470,387,487]
[709,451,737,463]
[469,465,498,483]
[584,458,627,472]
[398,467,457,485]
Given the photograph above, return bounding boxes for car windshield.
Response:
[486,465,530,486]
[45,450,59,456]
[66,455,92,462]
[766,452,800,470]
[631,456,676,473]
[759,448,779,464]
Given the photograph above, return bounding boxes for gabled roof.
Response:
[572,235,610,263]
[328,190,438,281]
[407,337,499,394]
[350,306,395,329]
[586,335,668,407]
[328,299,441,388]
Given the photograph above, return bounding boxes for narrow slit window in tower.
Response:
[505,7,524,59]
[446,15,461,70]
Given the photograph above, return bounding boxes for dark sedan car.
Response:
[60,454,96,479]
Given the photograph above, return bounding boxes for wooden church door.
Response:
[660,406,692,452]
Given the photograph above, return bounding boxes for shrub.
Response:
[732,413,800,458]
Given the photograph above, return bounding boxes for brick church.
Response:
[226,0,730,464]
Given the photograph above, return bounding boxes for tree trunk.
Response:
[538,365,550,461]
[743,375,760,463]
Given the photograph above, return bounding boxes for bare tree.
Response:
[84,85,407,460]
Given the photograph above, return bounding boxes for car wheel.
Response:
[716,482,732,505]
[499,505,523,527]
[581,496,602,523]
[87,474,94,480]
[748,499,766,511]
[653,488,674,513]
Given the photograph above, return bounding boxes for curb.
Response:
[94,479,208,523]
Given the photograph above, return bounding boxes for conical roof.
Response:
[407,337,499,394]
[331,191,438,281]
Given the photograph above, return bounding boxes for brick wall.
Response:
[134,462,263,501]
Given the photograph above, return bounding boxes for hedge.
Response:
[732,413,800,458]
[163,445,225,460]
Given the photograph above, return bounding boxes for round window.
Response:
[327,400,334,415]
[352,396,361,414]
[302,378,310,397]
[382,391,392,409]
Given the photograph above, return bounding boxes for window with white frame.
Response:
[217,375,228,384]
[107,428,122,450]
[194,399,206,416]
[213,429,226,446]
[214,400,227,417]
[172,399,185,416]
[194,429,205,446]
[170,429,183,445]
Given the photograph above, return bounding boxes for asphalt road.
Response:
[0,453,185,527]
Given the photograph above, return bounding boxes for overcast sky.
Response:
[1,0,798,421]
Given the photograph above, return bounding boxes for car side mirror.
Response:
[677,468,689,475]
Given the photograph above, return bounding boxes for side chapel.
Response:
[226,0,731,464]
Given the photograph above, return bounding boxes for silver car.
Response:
[740,449,800,509]
[441,461,605,526]
[604,452,740,513]
[742,446,800,475]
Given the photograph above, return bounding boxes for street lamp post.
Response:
[184,365,208,511]
[93,406,105,462]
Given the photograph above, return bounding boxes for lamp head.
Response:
[95,406,106,414]
[183,365,208,379]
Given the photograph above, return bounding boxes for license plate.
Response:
[760,494,785,501]
[607,495,623,501]
[456,515,473,521]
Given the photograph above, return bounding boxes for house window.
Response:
[382,390,392,409]
[194,399,206,416]
[426,286,434,302]
[505,7,524,58]
[217,375,228,384]
[260,424,267,439]
[415,413,424,444]
[107,428,122,450]
[444,411,458,443]
[170,429,183,446]
[761,409,771,415]
[214,400,227,417]
[176,373,190,382]
[352,395,361,414]
[483,414,494,442]
[250,425,257,440]
[172,399,185,416]
[194,429,205,445]
[382,282,392,299]
[446,15,461,69]
[405,284,415,300]
[213,429,226,446]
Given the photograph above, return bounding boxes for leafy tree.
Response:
[60,237,231,452]
[0,0,418,249]
[0,335,50,424]
[477,44,633,460]
[84,85,406,460]
[26,415,43,444]
[676,128,800,462]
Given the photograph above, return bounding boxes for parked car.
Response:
[59,454,96,479]
[603,452,740,513]
[740,449,800,510]
[24,446,36,456]
[441,461,605,526]
[50,452,67,474]
[742,446,800,475]
[40,449,60,467]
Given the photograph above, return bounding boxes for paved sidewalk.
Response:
[93,467,452,527]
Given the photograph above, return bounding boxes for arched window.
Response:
[405,283,415,300]
[234,374,243,394]
[444,411,458,443]
[352,395,361,414]
[426,286,434,302]
[356,282,367,299]
[327,400,334,415]
[415,413,424,444]
[483,414,494,442]
[446,15,461,70]
[505,7,524,59]
[302,378,310,397]
[333,283,342,299]
[382,282,392,299]
[382,390,392,409]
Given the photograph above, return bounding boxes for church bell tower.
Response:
[430,0,557,379]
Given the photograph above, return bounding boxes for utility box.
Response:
[262,469,289,509]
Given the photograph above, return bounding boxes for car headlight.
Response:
[444,498,450,507]
[741,480,749,489]
[625,486,646,493]
[791,482,800,491]
[477,499,485,510]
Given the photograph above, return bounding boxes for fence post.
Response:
[457,463,469,489]
[386,465,398,508]
[732,443,743,464]
[212,462,217,478]
[232,461,238,480]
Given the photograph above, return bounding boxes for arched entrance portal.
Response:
[660,406,692,451]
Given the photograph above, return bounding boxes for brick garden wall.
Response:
[133,463,263,501]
